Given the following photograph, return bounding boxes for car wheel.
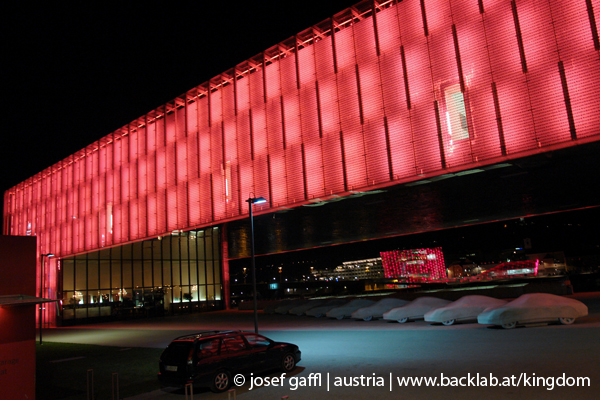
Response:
[363,316,373,322]
[336,315,345,320]
[296,313,304,316]
[314,313,323,318]
[559,317,575,325]
[442,319,456,326]
[210,370,232,393]
[501,321,517,329]
[397,317,409,324]
[281,353,296,372]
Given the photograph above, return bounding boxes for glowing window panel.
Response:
[444,84,469,141]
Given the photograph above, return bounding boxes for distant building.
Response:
[380,248,446,282]
[447,262,479,279]
[478,260,539,279]
[317,258,384,281]
[527,252,567,275]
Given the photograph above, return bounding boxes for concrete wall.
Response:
[0,235,37,400]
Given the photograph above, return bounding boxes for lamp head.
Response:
[247,197,267,205]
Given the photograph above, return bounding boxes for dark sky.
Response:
[2,0,359,201]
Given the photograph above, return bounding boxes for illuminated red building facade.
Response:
[380,248,446,282]
[3,0,599,325]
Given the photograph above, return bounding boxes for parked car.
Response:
[477,293,588,329]
[306,299,351,317]
[275,299,309,314]
[351,298,409,321]
[424,295,507,326]
[288,299,330,316]
[158,330,301,392]
[326,298,375,320]
[383,297,451,323]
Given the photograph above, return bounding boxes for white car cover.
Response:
[424,295,507,325]
[326,299,376,319]
[263,301,281,314]
[288,299,330,316]
[383,297,451,322]
[274,299,309,314]
[477,293,588,328]
[351,298,409,320]
[306,299,351,317]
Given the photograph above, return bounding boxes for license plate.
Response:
[165,365,177,372]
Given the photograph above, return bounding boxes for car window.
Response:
[162,341,194,364]
[222,335,247,353]
[197,338,220,358]
[243,334,271,347]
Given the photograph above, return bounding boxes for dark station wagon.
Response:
[158,330,301,392]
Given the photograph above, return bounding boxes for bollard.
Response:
[112,373,119,400]
[227,388,237,399]
[184,382,194,400]
[87,369,94,400]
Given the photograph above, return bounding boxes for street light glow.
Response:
[247,197,267,205]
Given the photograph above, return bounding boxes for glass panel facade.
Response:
[63,260,74,291]
[59,228,221,322]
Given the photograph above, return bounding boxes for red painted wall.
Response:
[3,0,600,325]
[0,235,37,400]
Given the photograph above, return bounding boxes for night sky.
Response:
[2,0,359,204]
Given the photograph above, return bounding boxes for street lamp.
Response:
[40,253,55,345]
[246,196,266,334]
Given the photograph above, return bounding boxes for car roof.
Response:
[171,330,251,342]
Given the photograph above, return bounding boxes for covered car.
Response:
[424,295,507,326]
[326,298,375,320]
[263,301,282,314]
[274,299,309,314]
[477,293,588,329]
[351,298,409,321]
[383,297,451,323]
[306,299,351,317]
[288,299,330,316]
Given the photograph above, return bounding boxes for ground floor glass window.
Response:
[60,227,222,321]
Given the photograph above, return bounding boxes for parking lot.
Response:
[42,292,600,400]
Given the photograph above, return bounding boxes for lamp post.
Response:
[39,253,55,345]
[246,196,266,334]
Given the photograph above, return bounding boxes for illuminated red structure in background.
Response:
[380,248,446,282]
[480,259,539,279]
[3,0,600,326]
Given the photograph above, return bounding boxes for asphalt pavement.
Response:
[42,292,600,400]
